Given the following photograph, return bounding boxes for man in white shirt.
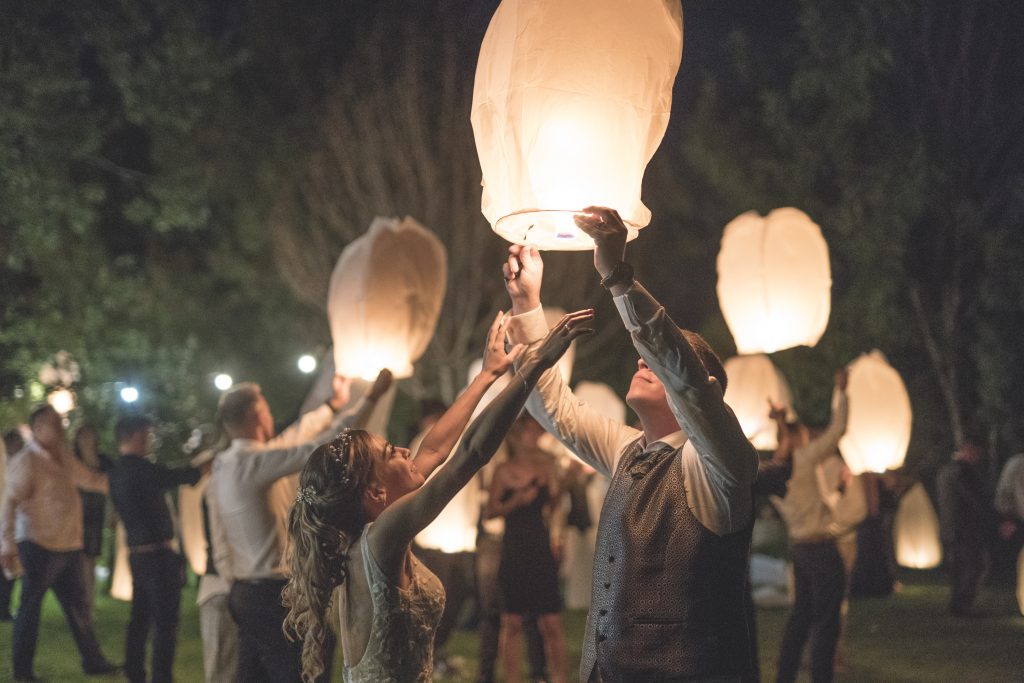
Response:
[503,207,759,682]
[0,405,118,681]
[210,371,390,682]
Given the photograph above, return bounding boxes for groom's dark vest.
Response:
[581,440,754,683]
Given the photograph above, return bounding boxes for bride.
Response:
[282,309,593,682]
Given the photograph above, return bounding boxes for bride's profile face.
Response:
[368,434,425,501]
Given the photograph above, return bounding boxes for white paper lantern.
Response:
[839,350,912,475]
[471,0,683,250]
[723,354,795,451]
[716,208,832,354]
[179,479,208,576]
[328,216,446,379]
[894,483,942,569]
[574,381,627,424]
[1017,546,1024,616]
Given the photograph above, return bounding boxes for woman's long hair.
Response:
[282,429,378,682]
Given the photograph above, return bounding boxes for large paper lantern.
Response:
[723,354,795,451]
[1017,547,1024,616]
[471,0,683,250]
[894,483,942,569]
[110,522,133,601]
[414,359,511,554]
[575,381,627,424]
[839,350,912,475]
[179,479,208,576]
[328,216,446,379]
[716,208,832,354]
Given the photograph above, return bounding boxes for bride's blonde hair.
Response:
[282,429,378,682]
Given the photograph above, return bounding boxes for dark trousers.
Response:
[126,549,184,683]
[12,541,108,678]
[0,570,15,618]
[776,541,845,683]
[946,541,985,615]
[476,534,546,683]
[228,579,302,683]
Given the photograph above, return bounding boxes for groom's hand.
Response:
[503,244,544,315]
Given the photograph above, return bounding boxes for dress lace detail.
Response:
[343,523,446,683]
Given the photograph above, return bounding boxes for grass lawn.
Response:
[1,570,1021,682]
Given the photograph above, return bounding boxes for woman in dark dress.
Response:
[73,424,113,615]
[485,415,567,683]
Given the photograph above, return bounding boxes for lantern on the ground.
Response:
[471,0,684,250]
[179,480,208,576]
[716,208,832,354]
[894,483,942,569]
[328,216,447,379]
[839,350,912,474]
[723,354,795,451]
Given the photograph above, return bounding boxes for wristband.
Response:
[600,261,634,290]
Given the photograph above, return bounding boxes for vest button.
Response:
[604,582,611,589]
[599,609,607,616]
[598,634,607,642]
[608,555,615,562]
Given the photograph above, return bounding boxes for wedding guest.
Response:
[71,424,113,617]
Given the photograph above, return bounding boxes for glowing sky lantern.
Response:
[839,350,912,475]
[575,381,627,424]
[716,208,832,354]
[894,482,942,569]
[110,522,133,601]
[179,480,208,576]
[328,216,446,380]
[723,354,795,451]
[414,359,511,554]
[471,0,683,250]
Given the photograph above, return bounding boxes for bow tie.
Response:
[627,442,677,480]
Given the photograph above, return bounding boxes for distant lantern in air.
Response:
[471,0,684,250]
[894,483,942,569]
[723,354,795,451]
[839,350,912,475]
[716,208,832,354]
[328,216,447,380]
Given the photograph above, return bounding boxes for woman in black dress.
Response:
[485,415,567,683]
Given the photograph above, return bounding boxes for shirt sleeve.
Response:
[153,463,202,490]
[264,398,374,452]
[508,305,640,479]
[613,282,758,534]
[793,389,849,478]
[63,447,109,493]
[1,455,32,556]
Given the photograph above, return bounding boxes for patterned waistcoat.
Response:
[580,441,754,683]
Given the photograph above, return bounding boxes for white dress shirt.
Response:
[996,453,1024,522]
[1,440,108,554]
[508,282,758,536]
[211,399,373,580]
[774,389,850,541]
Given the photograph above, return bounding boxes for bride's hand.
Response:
[481,310,524,380]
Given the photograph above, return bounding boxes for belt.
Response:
[128,540,176,554]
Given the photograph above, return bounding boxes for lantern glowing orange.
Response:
[328,216,446,380]
[471,0,683,250]
[716,208,832,354]
[894,483,942,569]
[723,354,795,451]
[110,522,133,601]
[179,481,208,576]
[839,351,912,475]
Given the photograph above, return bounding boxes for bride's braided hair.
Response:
[282,429,378,683]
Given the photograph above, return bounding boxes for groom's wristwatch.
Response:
[600,261,634,290]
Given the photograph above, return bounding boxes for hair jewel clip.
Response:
[327,429,353,486]
[296,486,317,506]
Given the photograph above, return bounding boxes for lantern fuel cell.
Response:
[471,0,684,250]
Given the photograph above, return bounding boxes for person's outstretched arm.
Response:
[412,312,520,480]
[369,310,594,577]
[504,245,642,477]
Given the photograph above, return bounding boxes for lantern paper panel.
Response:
[894,482,942,569]
[839,350,912,475]
[716,208,832,354]
[328,216,447,380]
[110,522,133,601]
[723,354,795,451]
[472,0,683,250]
[179,480,208,577]
[1017,547,1024,616]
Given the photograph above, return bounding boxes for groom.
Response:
[504,207,758,682]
